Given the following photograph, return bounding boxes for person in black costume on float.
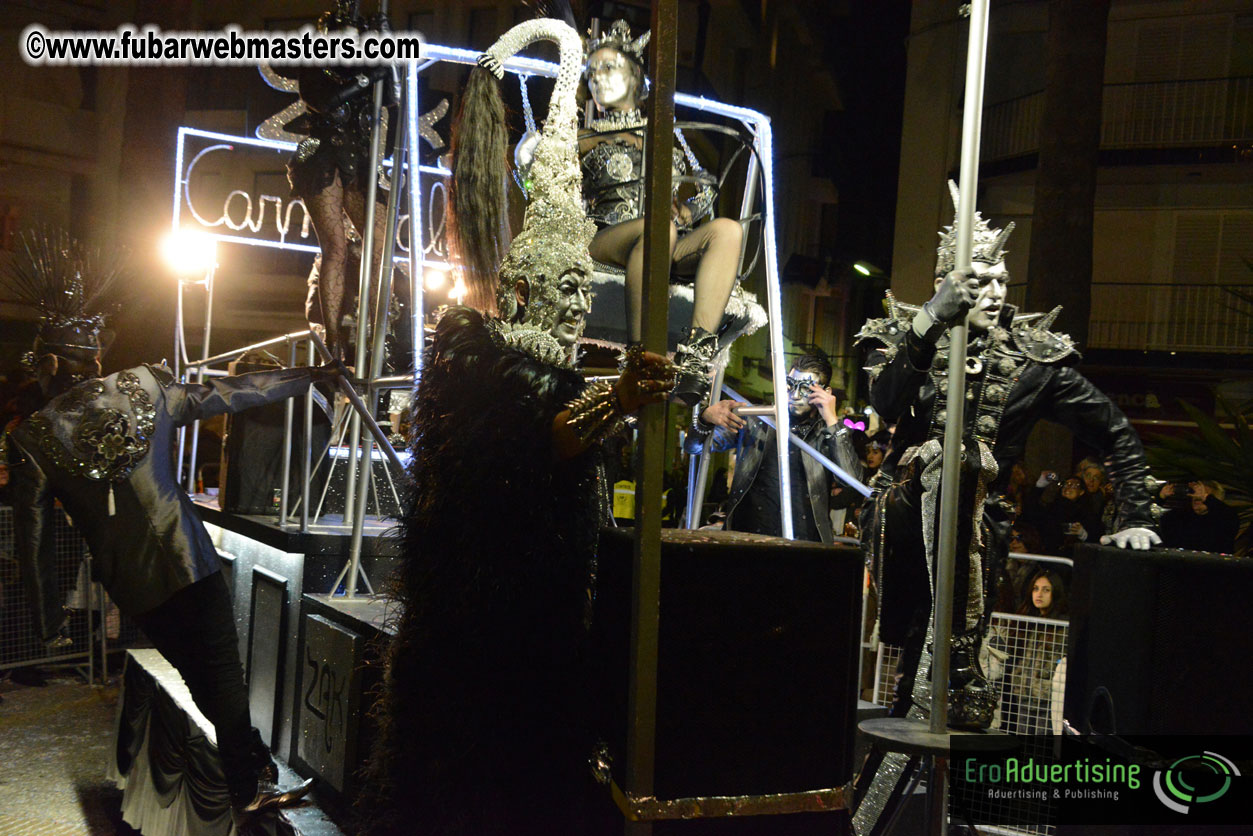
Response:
[359,19,674,836]
[1,230,327,825]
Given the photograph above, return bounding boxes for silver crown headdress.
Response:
[585,19,650,67]
[475,20,596,357]
[935,179,1015,277]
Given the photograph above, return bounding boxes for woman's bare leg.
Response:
[590,219,677,342]
[674,217,743,334]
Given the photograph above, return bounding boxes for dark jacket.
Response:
[6,364,320,639]
[685,413,860,545]
[859,304,1155,532]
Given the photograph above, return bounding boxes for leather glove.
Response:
[1100,527,1161,551]
[913,269,981,341]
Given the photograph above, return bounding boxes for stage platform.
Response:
[194,500,399,779]
[113,648,345,836]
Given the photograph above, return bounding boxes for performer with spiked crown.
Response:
[360,18,673,836]
[1,229,327,824]
[852,184,1159,831]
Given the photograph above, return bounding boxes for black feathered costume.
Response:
[362,307,614,836]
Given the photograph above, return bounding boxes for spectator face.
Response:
[1061,477,1083,501]
[1009,530,1026,552]
[865,445,885,469]
[1081,467,1106,493]
[1031,576,1054,615]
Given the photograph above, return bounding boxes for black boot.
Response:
[671,327,718,407]
[946,631,997,731]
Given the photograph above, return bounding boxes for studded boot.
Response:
[946,630,997,731]
[671,327,718,407]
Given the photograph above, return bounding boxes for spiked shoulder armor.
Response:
[1008,306,1080,365]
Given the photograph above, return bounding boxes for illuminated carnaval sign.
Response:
[171,125,450,260]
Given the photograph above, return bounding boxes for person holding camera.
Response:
[1159,480,1239,554]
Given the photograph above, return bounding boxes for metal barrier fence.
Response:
[864,552,1072,836]
[0,505,121,685]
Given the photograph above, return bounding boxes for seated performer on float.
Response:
[852,185,1159,830]
[286,0,413,367]
[578,20,743,405]
[359,19,673,836]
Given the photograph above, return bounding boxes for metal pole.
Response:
[684,151,761,529]
[930,0,991,736]
[346,67,409,598]
[755,126,792,537]
[185,263,215,494]
[280,338,297,524]
[682,366,724,530]
[175,280,186,487]
[626,0,677,827]
[302,338,314,532]
[406,59,425,386]
[344,47,390,528]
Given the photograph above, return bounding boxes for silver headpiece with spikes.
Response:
[935,179,1015,277]
[585,19,650,68]
[475,19,596,361]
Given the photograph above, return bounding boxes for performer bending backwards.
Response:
[1,231,325,825]
[361,20,674,836]
[580,20,743,405]
[286,0,412,364]
[852,184,1159,831]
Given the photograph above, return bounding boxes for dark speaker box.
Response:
[219,361,333,515]
[1064,544,1253,735]
[593,528,862,832]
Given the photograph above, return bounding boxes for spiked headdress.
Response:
[2,228,122,357]
[935,180,1015,277]
[463,19,596,353]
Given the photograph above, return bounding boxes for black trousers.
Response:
[133,571,268,807]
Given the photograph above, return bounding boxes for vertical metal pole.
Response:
[755,120,793,538]
[186,264,215,494]
[280,338,297,524]
[175,280,187,486]
[627,1,677,829]
[346,69,409,598]
[345,46,390,527]
[406,59,425,386]
[930,0,991,736]
[302,338,314,532]
[683,152,760,529]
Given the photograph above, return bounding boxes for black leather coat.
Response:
[6,364,320,640]
[860,304,1155,531]
[686,414,861,545]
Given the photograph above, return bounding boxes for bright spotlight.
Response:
[162,229,217,278]
[424,267,447,290]
[450,275,468,305]
[853,263,871,276]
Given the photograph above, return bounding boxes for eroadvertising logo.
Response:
[950,736,1251,828]
[1151,751,1239,814]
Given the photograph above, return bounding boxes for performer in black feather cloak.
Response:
[360,18,674,836]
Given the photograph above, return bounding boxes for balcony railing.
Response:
[1006,282,1253,353]
[982,76,1253,162]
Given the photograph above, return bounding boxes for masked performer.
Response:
[361,20,674,836]
[851,185,1158,834]
[579,20,743,406]
[1,230,325,824]
[287,1,412,365]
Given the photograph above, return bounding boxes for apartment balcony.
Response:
[982,76,1253,163]
[1007,282,1253,354]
